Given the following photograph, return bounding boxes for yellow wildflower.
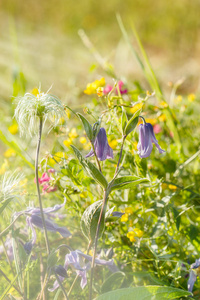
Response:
[168,184,177,190]
[188,93,196,102]
[4,148,16,158]
[8,124,18,135]
[69,128,78,139]
[49,152,68,165]
[125,207,133,214]
[63,139,72,147]
[130,103,143,114]
[109,139,118,150]
[96,87,104,97]
[160,101,168,108]
[127,232,136,242]
[158,114,166,122]
[31,88,40,96]
[84,78,105,95]
[79,137,87,144]
[127,228,144,242]
[121,213,129,222]
[145,118,157,126]
[80,191,88,198]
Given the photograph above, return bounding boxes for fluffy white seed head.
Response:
[14,88,65,136]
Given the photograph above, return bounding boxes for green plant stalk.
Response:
[54,272,69,300]
[89,134,127,299]
[89,190,108,300]
[35,117,50,254]
[114,135,126,177]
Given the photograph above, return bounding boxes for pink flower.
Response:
[48,168,55,173]
[103,81,128,95]
[117,81,128,94]
[42,184,57,193]
[40,172,51,183]
[103,85,113,95]
[153,124,162,134]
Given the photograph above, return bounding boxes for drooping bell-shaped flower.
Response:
[48,249,116,292]
[137,123,165,158]
[86,128,113,161]
[188,259,200,293]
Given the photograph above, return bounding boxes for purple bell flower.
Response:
[14,198,71,251]
[188,259,200,293]
[48,249,116,292]
[86,127,113,161]
[137,123,165,158]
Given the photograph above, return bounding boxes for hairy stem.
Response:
[0,213,24,238]
[35,117,50,254]
[89,190,108,300]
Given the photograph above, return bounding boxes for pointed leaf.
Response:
[81,200,105,242]
[77,113,93,141]
[95,286,191,300]
[101,272,125,294]
[71,145,108,189]
[110,175,149,192]
[125,109,141,136]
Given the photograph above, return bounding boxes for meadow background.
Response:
[1,0,200,299]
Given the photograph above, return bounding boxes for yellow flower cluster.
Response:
[79,137,90,150]
[188,93,196,102]
[8,124,18,135]
[127,228,144,242]
[4,148,16,158]
[130,103,143,114]
[48,152,68,165]
[63,128,78,147]
[84,77,105,95]
[121,207,133,222]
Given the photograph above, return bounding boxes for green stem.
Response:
[114,135,126,177]
[35,117,50,254]
[54,272,69,300]
[89,190,108,300]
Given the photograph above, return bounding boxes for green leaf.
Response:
[95,286,191,300]
[110,176,149,192]
[0,198,12,214]
[47,250,58,268]
[81,200,105,242]
[71,145,108,189]
[0,272,21,300]
[101,272,125,294]
[124,109,141,136]
[77,113,93,141]
[121,107,128,134]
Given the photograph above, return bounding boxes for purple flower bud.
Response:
[137,123,165,158]
[24,241,33,254]
[54,265,68,278]
[86,128,113,161]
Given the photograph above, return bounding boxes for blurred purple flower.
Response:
[15,198,71,252]
[137,123,165,158]
[0,237,13,260]
[188,259,200,293]
[86,128,113,161]
[49,249,116,292]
